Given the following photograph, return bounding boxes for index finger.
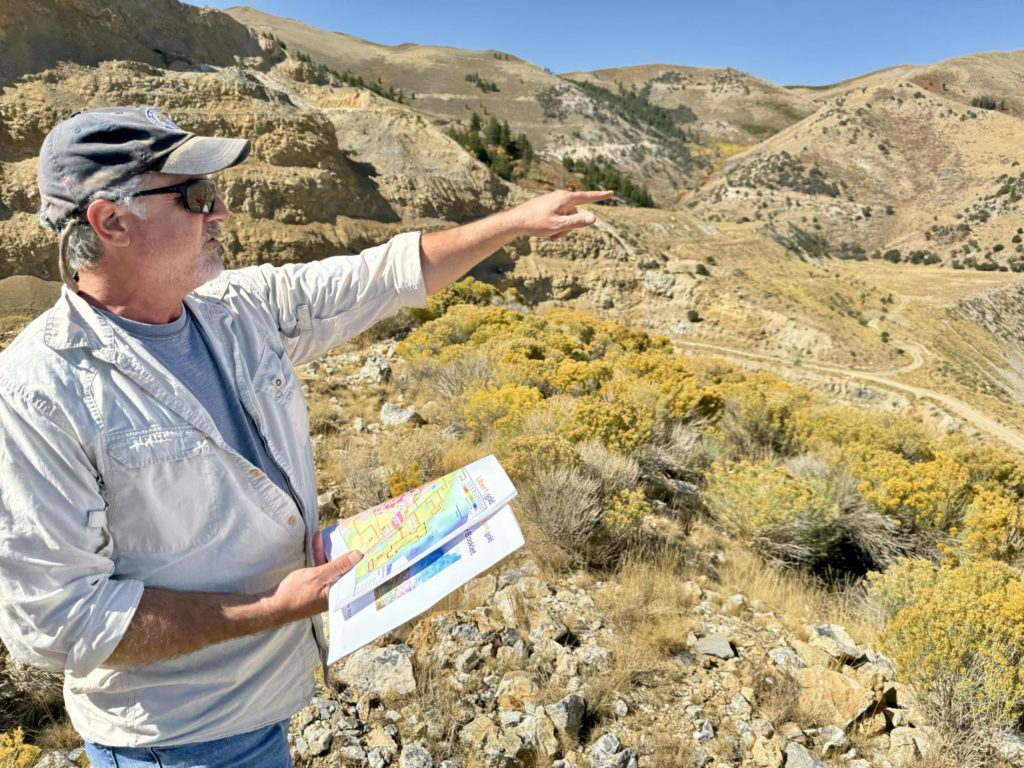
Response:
[569,190,615,204]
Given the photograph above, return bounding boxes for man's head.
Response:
[37,107,250,291]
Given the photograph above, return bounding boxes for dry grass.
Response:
[515,464,603,569]
[743,659,803,726]
[689,522,880,645]
[407,648,463,761]
[573,550,699,724]
[31,716,81,752]
[633,727,696,768]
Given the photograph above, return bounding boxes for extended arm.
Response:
[105,539,358,668]
[419,189,613,294]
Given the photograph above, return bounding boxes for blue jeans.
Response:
[83,720,292,768]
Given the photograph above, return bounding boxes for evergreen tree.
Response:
[484,116,502,146]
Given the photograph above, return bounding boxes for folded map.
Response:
[324,455,522,662]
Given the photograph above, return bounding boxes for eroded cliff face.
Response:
[0,56,520,281]
[0,0,282,87]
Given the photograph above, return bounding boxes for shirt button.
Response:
[250,468,262,479]
[287,515,297,526]
[274,378,283,387]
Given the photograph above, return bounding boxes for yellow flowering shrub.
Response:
[461,384,544,437]
[865,557,940,618]
[881,559,1024,723]
[604,488,650,534]
[716,374,810,456]
[565,395,656,453]
[705,460,844,564]
[396,304,523,365]
[852,449,972,532]
[387,461,424,497]
[0,728,41,768]
[940,437,1024,488]
[411,276,500,322]
[617,351,724,420]
[958,486,1024,565]
[498,433,579,483]
[789,404,935,463]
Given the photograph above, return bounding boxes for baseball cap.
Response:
[38,106,251,232]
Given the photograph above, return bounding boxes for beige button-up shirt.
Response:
[0,232,425,746]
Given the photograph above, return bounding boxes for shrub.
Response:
[957,486,1024,565]
[0,728,41,768]
[789,403,934,463]
[499,432,579,482]
[387,461,424,497]
[515,464,604,567]
[881,559,1024,726]
[705,460,844,565]
[603,488,650,536]
[851,449,972,534]
[716,375,808,458]
[565,395,655,454]
[461,384,544,437]
[866,557,940,619]
[412,277,500,322]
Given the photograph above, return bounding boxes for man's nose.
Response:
[206,191,229,222]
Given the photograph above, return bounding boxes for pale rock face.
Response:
[337,644,418,697]
[794,666,877,730]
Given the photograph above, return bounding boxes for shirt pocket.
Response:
[253,345,308,432]
[103,425,219,554]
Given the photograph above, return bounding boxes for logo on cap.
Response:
[145,108,180,131]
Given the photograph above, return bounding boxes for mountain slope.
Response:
[687,52,1024,269]
[224,6,704,205]
[563,64,817,146]
[0,0,279,87]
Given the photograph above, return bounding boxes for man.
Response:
[0,106,611,766]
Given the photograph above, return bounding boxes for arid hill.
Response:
[562,64,817,146]
[223,6,706,206]
[0,0,279,87]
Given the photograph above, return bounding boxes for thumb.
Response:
[326,550,363,577]
[558,211,596,229]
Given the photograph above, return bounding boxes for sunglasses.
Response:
[134,178,218,213]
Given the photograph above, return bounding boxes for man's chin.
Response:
[193,249,224,288]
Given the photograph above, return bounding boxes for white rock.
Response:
[337,644,417,697]
[783,742,827,768]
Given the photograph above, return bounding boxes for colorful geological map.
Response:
[336,464,495,596]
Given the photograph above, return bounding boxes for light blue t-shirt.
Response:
[99,305,291,494]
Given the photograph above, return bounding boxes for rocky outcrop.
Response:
[0,0,283,87]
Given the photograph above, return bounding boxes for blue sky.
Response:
[186,1,1024,86]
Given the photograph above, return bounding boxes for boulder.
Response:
[399,741,435,768]
[795,666,876,730]
[545,694,586,739]
[380,403,424,426]
[337,644,417,697]
[783,742,827,768]
[496,671,542,710]
[695,632,735,659]
[805,623,867,664]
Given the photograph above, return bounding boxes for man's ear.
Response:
[84,198,133,248]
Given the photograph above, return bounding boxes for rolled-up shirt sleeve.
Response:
[0,384,143,676]
[233,231,428,364]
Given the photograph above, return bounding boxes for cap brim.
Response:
[159,135,251,175]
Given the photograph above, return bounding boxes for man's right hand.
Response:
[104,550,363,669]
[263,550,363,623]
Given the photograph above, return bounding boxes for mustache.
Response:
[204,223,221,240]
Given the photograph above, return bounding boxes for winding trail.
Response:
[673,338,1024,455]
